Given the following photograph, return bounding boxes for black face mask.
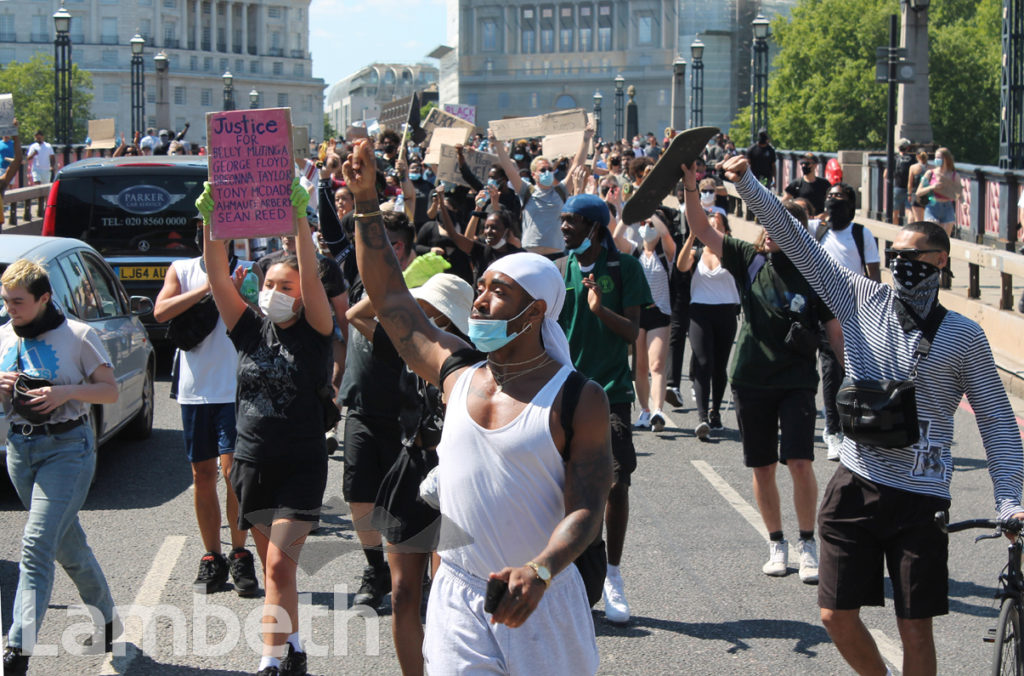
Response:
[825,197,852,228]
[383,145,396,155]
[800,164,813,176]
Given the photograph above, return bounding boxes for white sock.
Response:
[607,564,620,579]
[287,632,303,653]
[258,655,281,671]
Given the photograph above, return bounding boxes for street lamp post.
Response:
[222,71,235,111]
[592,91,602,140]
[999,0,1023,169]
[130,33,145,139]
[53,2,72,167]
[750,14,770,145]
[249,89,260,109]
[670,58,686,131]
[154,51,169,131]
[690,37,704,127]
[614,75,625,142]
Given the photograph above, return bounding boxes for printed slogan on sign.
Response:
[206,107,295,240]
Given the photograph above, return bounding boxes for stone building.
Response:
[325,63,439,135]
[0,0,325,145]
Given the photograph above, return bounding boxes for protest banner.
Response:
[490,108,587,141]
[291,125,309,160]
[345,125,369,140]
[87,119,117,149]
[206,107,295,240]
[542,131,586,160]
[0,94,15,137]
[443,103,477,125]
[422,107,475,145]
[436,145,498,188]
[424,127,471,165]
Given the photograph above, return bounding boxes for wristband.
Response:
[472,210,488,219]
[684,185,698,192]
[354,210,382,220]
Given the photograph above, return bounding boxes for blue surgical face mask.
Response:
[423,169,435,183]
[467,301,535,353]
[409,172,421,181]
[932,158,941,166]
[538,170,554,187]
[487,178,500,188]
[513,153,525,161]
[565,227,594,256]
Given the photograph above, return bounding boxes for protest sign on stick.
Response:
[291,125,309,160]
[87,119,117,149]
[542,131,587,160]
[206,107,295,240]
[0,95,16,137]
[490,108,587,140]
[424,127,471,165]
[435,145,498,188]
[423,107,475,145]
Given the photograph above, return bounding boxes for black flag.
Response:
[407,92,427,144]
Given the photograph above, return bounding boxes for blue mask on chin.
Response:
[467,302,535,353]
[565,230,593,256]
[409,173,421,181]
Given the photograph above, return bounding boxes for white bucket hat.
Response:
[410,273,473,336]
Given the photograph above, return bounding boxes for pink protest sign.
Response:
[206,107,295,240]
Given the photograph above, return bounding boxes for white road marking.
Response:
[692,460,903,675]
[99,535,187,675]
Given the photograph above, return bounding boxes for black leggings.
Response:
[667,295,690,388]
[688,303,738,418]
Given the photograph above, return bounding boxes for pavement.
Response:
[1,369,1023,675]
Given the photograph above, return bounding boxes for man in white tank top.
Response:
[345,140,612,674]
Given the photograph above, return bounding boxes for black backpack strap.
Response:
[554,254,569,278]
[559,370,589,461]
[554,184,568,203]
[439,348,486,394]
[852,223,867,275]
[914,304,947,359]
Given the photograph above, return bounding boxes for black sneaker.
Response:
[280,643,308,676]
[3,646,29,676]
[229,548,260,598]
[194,551,229,594]
[82,617,122,654]
[352,564,391,609]
[664,387,683,408]
[709,410,723,430]
[256,667,280,676]
[695,414,711,440]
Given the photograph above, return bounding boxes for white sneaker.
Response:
[695,419,710,440]
[650,410,666,432]
[762,539,789,577]
[633,410,651,430]
[602,568,630,623]
[798,539,819,585]
[825,432,843,461]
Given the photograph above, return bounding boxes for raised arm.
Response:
[675,228,697,272]
[343,139,471,386]
[291,180,334,336]
[437,192,475,255]
[196,182,247,331]
[490,129,523,194]
[317,159,353,260]
[456,145,484,192]
[344,295,378,342]
[567,121,595,177]
[680,163,723,257]
[396,158,416,222]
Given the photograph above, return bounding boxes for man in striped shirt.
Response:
[722,155,1024,676]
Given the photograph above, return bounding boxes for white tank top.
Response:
[175,257,239,404]
[690,256,740,306]
[437,362,571,580]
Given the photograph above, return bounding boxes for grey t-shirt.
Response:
[0,319,112,424]
[520,184,567,250]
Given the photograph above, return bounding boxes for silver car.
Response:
[0,235,156,453]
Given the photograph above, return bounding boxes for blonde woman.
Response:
[916,147,963,236]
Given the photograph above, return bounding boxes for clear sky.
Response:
[308,0,448,92]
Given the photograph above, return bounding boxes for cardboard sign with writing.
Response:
[542,131,586,160]
[490,108,587,141]
[443,103,477,125]
[436,145,498,188]
[424,127,472,165]
[206,107,295,240]
[423,107,475,145]
[87,119,117,149]
[291,125,309,160]
[0,94,16,137]
[345,125,369,140]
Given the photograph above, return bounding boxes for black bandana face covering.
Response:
[12,300,66,339]
[891,258,940,317]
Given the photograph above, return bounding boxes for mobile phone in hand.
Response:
[484,577,507,614]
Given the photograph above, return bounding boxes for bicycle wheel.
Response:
[992,598,1024,676]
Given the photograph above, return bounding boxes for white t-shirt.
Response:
[639,249,672,315]
[174,257,239,404]
[811,222,880,274]
[690,257,740,305]
[27,141,54,175]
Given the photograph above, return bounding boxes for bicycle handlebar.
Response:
[934,512,1024,536]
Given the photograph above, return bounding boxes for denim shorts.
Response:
[181,402,236,463]
[925,199,955,224]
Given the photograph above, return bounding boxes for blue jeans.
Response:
[5,423,114,651]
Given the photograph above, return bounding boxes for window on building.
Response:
[277,93,288,107]
[164,23,176,44]
[481,18,497,52]
[597,3,612,51]
[293,63,303,77]
[637,13,654,46]
[103,84,119,103]
[220,58,228,72]
[204,56,213,72]
[235,58,243,73]
[140,19,151,41]
[174,87,186,105]
[147,89,156,104]
[272,62,283,75]
[268,6,281,18]
[201,26,210,49]
[190,55,199,71]
[305,95,313,112]
[69,17,84,43]
[250,61,261,74]
[163,0,176,8]
[201,89,212,106]
[559,6,573,52]
[31,15,47,42]
[554,94,576,109]
[540,6,554,52]
[271,32,281,48]
[521,8,535,54]
[147,116,157,129]
[102,50,118,65]
[578,4,593,51]
[101,17,118,44]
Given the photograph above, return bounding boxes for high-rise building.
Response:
[0,0,325,145]
[434,0,797,139]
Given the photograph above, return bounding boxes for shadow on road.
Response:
[594,614,831,656]
[124,652,250,675]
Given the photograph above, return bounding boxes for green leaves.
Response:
[0,53,93,142]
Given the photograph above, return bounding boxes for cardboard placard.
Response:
[87,119,116,149]
[424,127,472,165]
[436,145,498,188]
[443,103,477,125]
[292,125,309,160]
[542,131,586,160]
[206,108,295,240]
[423,107,475,145]
[490,108,587,141]
[345,125,369,140]
[0,94,16,137]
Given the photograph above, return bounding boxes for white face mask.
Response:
[259,288,298,323]
[492,236,507,249]
[638,224,659,243]
[700,191,716,207]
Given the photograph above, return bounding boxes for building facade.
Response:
[0,0,325,145]
[325,63,439,134]
[436,0,797,140]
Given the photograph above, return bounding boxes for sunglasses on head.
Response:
[885,247,942,261]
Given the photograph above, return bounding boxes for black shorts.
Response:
[230,455,329,530]
[733,387,816,467]
[372,445,441,552]
[817,464,951,619]
[609,403,637,486]
[639,305,671,331]
[343,411,402,503]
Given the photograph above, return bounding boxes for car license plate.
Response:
[118,265,168,281]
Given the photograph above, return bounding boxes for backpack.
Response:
[894,153,914,187]
[812,221,868,276]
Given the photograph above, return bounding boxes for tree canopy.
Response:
[729,0,1002,165]
[0,53,93,143]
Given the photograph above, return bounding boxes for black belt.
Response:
[10,416,86,437]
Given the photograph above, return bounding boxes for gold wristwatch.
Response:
[527,561,551,586]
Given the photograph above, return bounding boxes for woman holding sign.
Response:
[196,177,333,676]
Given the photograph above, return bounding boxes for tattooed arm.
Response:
[343,139,472,387]
[489,381,612,628]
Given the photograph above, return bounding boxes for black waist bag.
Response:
[836,303,946,450]
[167,295,220,351]
[12,341,53,425]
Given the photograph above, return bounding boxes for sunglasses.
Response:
[885,247,942,260]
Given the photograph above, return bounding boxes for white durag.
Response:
[485,252,574,368]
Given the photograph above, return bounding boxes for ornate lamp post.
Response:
[592,91,602,140]
[222,71,235,111]
[130,33,145,139]
[750,14,770,145]
[690,37,704,127]
[613,74,625,142]
[249,89,260,109]
[53,2,73,167]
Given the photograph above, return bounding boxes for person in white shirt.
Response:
[25,131,54,185]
